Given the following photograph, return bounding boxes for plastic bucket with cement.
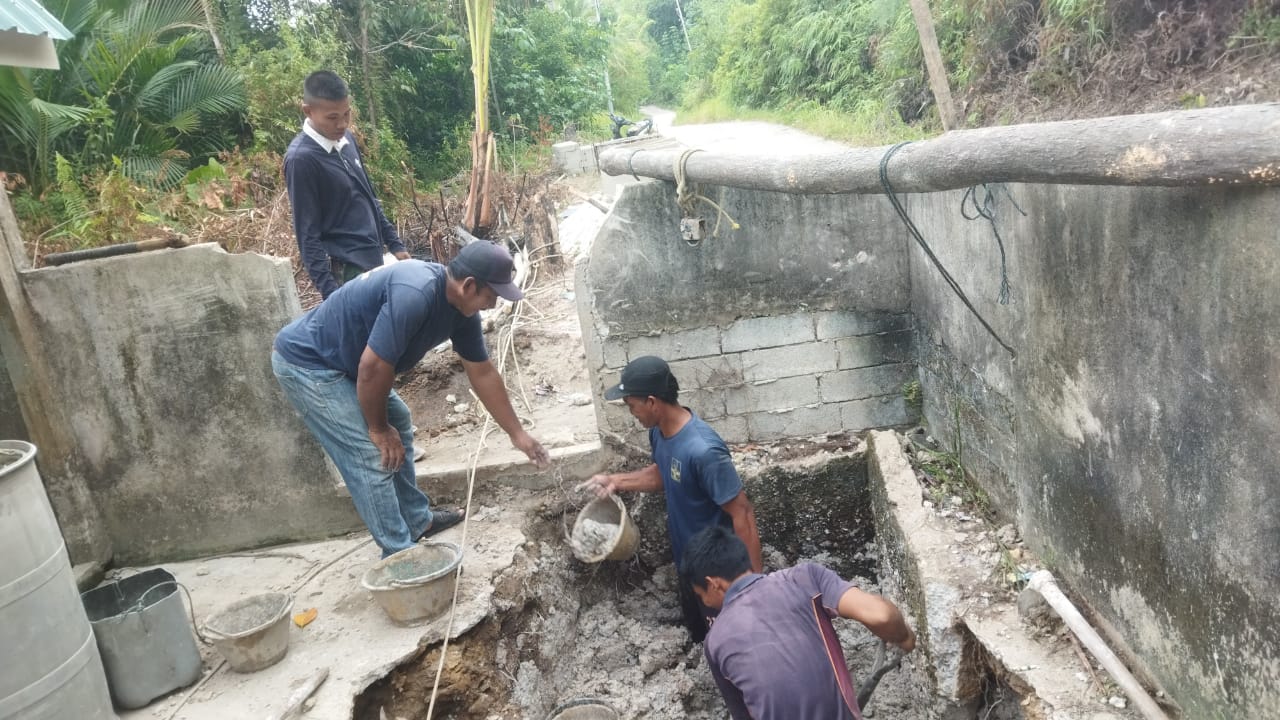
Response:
[80,568,203,708]
[546,698,619,720]
[570,495,639,563]
[202,593,293,673]
[361,542,461,625]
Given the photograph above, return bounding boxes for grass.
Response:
[678,94,934,147]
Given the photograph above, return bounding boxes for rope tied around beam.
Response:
[878,142,1018,358]
[961,183,1025,305]
[673,147,740,239]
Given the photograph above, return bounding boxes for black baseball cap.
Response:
[604,356,679,400]
[452,241,523,301]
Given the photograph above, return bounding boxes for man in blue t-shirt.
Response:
[581,355,761,642]
[272,241,550,558]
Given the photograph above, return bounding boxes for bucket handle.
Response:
[202,594,294,640]
[130,579,212,646]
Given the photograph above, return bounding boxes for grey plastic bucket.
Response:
[0,440,116,720]
[81,568,203,709]
[361,542,462,625]
[546,698,619,720]
[203,593,293,673]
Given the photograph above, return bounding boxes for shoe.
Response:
[418,508,465,541]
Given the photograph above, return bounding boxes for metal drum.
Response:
[0,440,115,719]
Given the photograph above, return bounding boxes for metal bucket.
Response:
[361,542,462,625]
[570,495,639,563]
[203,593,293,673]
[546,698,619,720]
[81,568,203,708]
[0,440,116,719]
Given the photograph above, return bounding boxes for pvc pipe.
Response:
[1027,570,1171,720]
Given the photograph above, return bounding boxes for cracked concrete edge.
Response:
[867,430,1137,720]
[328,441,613,499]
[867,429,972,705]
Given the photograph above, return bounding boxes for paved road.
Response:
[640,105,849,154]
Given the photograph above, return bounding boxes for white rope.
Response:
[424,244,537,720]
[673,147,740,238]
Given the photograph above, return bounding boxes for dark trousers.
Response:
[330,258,367,286]
[677,576,718,643]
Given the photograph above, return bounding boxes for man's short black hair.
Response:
[681,525,752,590]
[303,71,348,103]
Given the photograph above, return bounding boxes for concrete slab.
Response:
[117,501,529,720]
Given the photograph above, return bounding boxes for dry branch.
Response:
[599,104,1280,193]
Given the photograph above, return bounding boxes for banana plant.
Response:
[461,0,497,237]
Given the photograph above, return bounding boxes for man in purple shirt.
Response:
[683,525,917,720]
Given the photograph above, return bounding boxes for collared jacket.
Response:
[284,129,406,298]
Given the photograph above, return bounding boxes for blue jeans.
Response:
[272,351,434,558]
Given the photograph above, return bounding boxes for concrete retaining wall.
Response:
[908,184,1280,719]
[576,180,919,444]
[15,244,360,563]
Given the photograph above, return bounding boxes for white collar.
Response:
[303,118,349,153]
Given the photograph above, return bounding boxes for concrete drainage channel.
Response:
[353,431,1141,720]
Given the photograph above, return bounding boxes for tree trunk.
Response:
[201,0,225,61]
[359,1,377,139]
[462,130,496,236]
[598,104,1280,194]
[908,0,957,131]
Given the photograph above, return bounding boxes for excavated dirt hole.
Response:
[355,452,951,719]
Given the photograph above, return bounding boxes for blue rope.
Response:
[878,142,1017,358]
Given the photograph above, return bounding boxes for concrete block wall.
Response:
[578,179,919,446]
[595,310,915,443]
[550,141,598,176]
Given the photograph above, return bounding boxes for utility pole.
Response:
[592,0,615,114]
[907,0,959,131]
[673,0,692,52]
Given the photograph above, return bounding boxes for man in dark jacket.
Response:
[285,70,409,299]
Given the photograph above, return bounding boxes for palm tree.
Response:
[0,0,245,193]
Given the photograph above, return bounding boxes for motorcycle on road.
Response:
[609,113,654,139]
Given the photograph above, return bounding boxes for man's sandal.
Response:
[418,508,465,540]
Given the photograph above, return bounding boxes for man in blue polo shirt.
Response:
[285,70,409,299]
[682,525,917,720]
[580,356,762,642]
[272,241,550,558]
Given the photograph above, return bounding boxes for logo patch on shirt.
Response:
[669,457,682,484]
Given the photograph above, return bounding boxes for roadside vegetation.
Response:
[0,0,1275,254]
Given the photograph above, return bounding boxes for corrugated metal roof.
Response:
[0,0,73,40]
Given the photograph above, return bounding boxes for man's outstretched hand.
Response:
[511,430,550,468]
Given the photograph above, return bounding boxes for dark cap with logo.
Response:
[452,241,523,301]
[604,355,679,400]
